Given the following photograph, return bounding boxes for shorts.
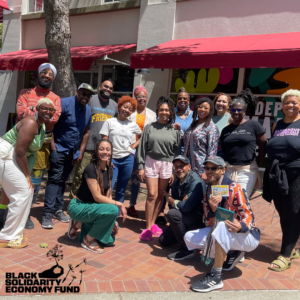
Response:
[144,155,173,179]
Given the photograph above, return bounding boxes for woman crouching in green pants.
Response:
[67,139,127,254]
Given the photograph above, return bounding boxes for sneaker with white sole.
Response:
[190,272,223,293]
[52,210,70,223]
[42,215,54,229]
[223,250,245,271]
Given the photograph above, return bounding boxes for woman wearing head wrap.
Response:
[220,89,267,197]
[183,98,219,179]
[0,98,55,249]
[127,86,156,218]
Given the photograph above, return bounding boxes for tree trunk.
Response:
[44,0,77,98]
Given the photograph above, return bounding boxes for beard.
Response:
[99,89,110,100]
[38,77,52,89]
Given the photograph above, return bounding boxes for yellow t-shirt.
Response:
[136,113,146,140]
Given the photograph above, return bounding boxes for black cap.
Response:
[203,156,225,168]
[172,155,190,165]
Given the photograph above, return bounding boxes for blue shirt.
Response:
[53,96,92,159]
[175,112,193,154]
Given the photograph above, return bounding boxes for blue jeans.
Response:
[112,154,134,204]
[43,150,74,216]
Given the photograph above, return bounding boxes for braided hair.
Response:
[190,97,214,130]
[155,96,176,127]
[231,88,259,116]
[94,139,114,196]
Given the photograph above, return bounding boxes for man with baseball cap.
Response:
[42,83,93,229]
[159,155,206,260]
[183,156,260,293]
[0,63,62,231]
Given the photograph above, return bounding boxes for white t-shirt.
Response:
[100,117,142,159]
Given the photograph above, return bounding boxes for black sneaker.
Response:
[42,215,54,229]
[25,216,34,229]
[53,210,70,223]
[168,249,194,261]
[190,272,223,293]
[0,219,5,231]
[222,250,245,271]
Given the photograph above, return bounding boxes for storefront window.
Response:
[28,0,44,13]
[102,65,134,102]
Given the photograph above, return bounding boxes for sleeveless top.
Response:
[267,118,300,166]
[1,123,45,172]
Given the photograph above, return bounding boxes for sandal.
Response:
[81,236,105,254]
[112,221,119,236]
[0,236,28,249]
[140,229,152,241]
[151,224,163,236]
[268,255,292,272]
[68,220,80,240]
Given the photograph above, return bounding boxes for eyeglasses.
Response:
[81,91,93,99]
[204,166,222,171]
[40,106,55,113]
[40,70,54,78]
[102,84,113,91]
[231,108,243,113]
[173,164,186,170]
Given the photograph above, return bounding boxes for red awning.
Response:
[0,0,10,10]
[0,44,136,71]
[130,32,300,69]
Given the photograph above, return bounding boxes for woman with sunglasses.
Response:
[183,97,219,180]
[127,86,156,218]
[0,98,54,249]
[220,89,267,197]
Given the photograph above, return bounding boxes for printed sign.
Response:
[212,185,229,197]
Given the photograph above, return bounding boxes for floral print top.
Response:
[183,120,219,174]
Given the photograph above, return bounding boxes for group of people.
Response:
[0,62,299,293]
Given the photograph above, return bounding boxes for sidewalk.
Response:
[0,183,299,295]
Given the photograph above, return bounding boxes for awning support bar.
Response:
[102,55,130,67]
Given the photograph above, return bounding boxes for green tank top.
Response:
[2,123,45,172]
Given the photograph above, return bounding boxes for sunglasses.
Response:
[204,166,222,171]
[40,106,55,113]
[231,108,243,113]
[81,91,93,99]
[40,70,54,78]
[102,84,113,91]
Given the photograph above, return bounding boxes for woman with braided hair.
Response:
[67,139,127,254]
[220,89,267,197]
[137,96,181,241]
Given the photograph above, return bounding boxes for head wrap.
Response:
[134,85,148,99]
[37,98,55,108]
[38,63,57,79]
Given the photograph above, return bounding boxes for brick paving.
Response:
[0,184,299,295]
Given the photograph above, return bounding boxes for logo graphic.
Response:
[5,244,87,294]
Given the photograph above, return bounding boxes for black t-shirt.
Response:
[76,163,109,203]
[221,120,265,165]
[267,119,300,164]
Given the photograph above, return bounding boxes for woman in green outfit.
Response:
[0,98,55,249]
[68,139,127,254]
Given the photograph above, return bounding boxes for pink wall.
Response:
[174,0,300,39]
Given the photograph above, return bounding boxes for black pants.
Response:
[271,168,300,257]
[159,208,205,248]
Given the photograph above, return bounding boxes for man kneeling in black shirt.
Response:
[159,155,206,260]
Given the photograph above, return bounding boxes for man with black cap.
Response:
[159,155,206,260]
[184,156,260,293]
[42,83,93,229]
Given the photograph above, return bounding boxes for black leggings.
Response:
[271,168,300,257]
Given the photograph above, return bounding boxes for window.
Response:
[24,71,98,90]
[28,0,44,13]
[102,65,134,102]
